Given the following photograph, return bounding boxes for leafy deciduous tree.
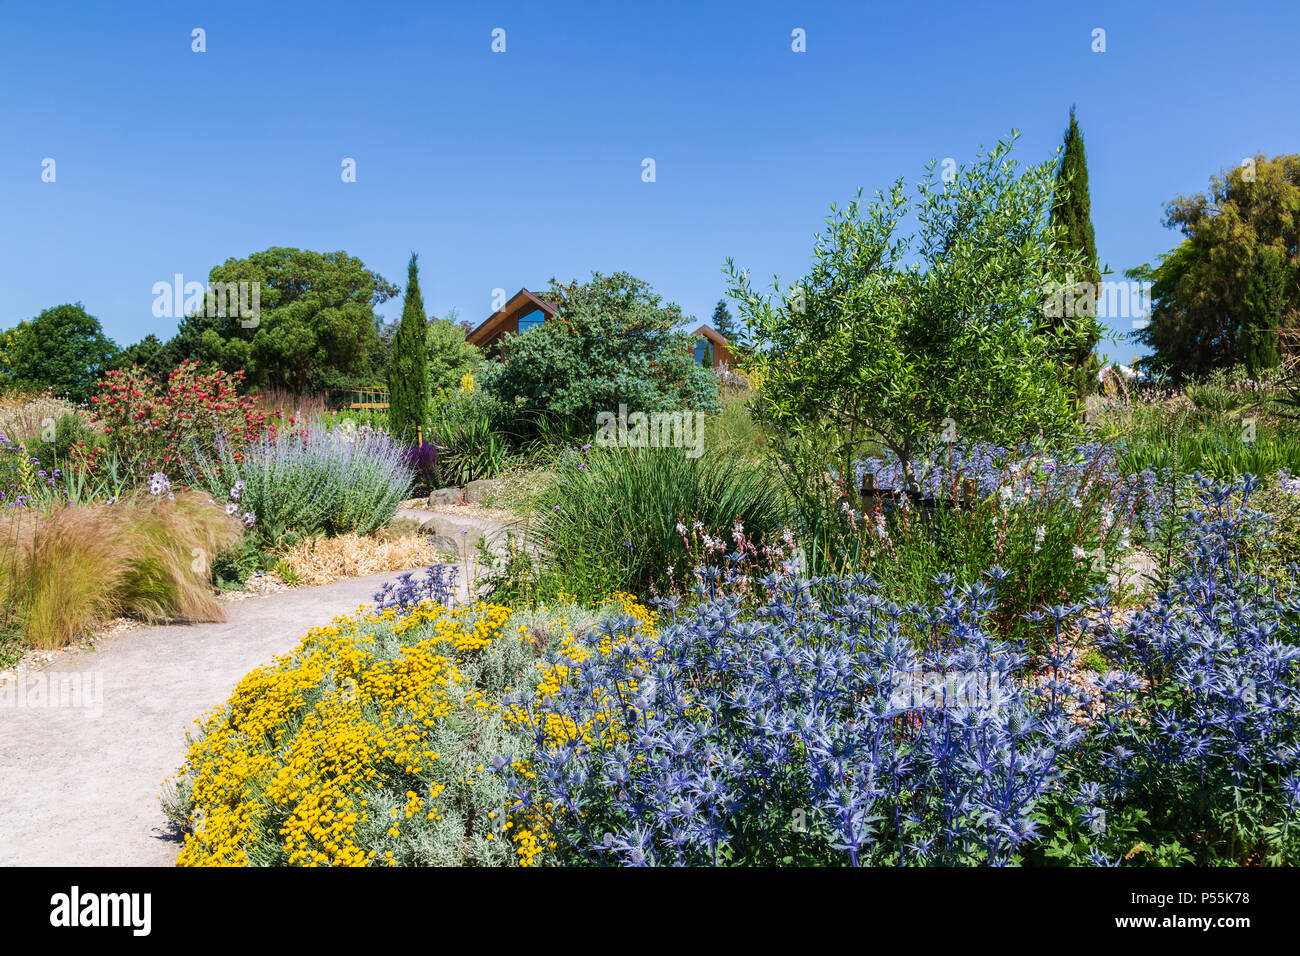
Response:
[5,303,118,402]
[166,247,397,393]
[1131,153,1300,382]
[481,272,718,436]
[727,134,1082,495]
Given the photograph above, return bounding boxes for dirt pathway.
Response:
[0,569,430,866]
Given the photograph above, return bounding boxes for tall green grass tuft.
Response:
[506,445,791,602]
[0,492,243,651]
[1117,414,1300,479]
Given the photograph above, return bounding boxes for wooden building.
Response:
[466,288,734,367]
[465,289,559,351]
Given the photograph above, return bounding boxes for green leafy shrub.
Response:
[479,272,718,439]
[427,318,482,395]
[727,135,1083,503]
[27,411,99,471]
[426,388,507,486]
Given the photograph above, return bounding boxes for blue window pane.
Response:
[694,338,712,365]
[517,308,545,334]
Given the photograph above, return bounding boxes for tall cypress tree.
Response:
[1049,106,1103,395]
[387,253,429,442]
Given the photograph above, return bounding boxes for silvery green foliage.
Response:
[190,422,414,540]
[346,598,621,866]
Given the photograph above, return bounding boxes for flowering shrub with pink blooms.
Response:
[75,361,275,485]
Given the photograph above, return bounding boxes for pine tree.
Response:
[711,299,740,345]
[1049,106,1104,396]
[387,253,429,442]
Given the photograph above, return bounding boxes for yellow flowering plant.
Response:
[164,592,656,867]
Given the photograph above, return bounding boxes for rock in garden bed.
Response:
[428,487,467,507]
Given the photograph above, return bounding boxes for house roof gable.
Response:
[467,288,559,347]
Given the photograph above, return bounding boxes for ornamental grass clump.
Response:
[528,443,791,601]
[190,422,414,544]
[0,491,242,649]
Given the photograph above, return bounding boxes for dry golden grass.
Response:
[0,391,86,443]
[254,386,328,423]
[0,491,243,650]
[278,531,445,587]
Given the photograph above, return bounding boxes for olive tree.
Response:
[726,134,1082,498]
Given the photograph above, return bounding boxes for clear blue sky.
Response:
[3,0,1298,367]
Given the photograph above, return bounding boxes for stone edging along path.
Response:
[0,512,521,867]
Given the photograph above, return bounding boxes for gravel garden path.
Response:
[0,511,521,867]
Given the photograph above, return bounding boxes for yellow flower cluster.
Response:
[175,602,514,867]
[172,592,658,868]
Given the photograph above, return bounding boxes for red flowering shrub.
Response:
[74,361,274,483]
